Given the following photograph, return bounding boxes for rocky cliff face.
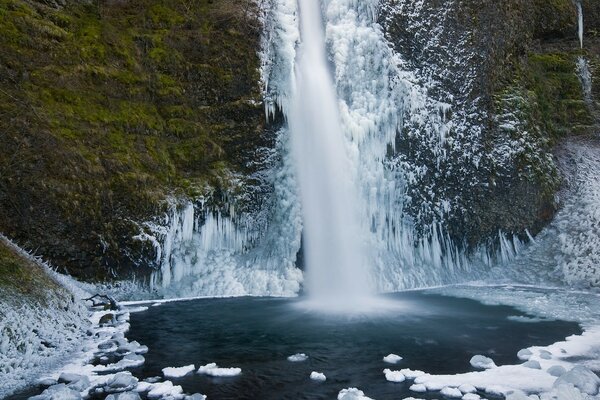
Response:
[380,0,600,249]
[0,0,270,281]
[0,0,598,284]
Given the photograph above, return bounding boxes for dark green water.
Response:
[126,292,581,400]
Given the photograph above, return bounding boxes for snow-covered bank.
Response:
[394,285,600,399]
[0,235,90,398]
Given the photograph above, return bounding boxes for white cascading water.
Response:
[577,1,584,49]
[288,0,370,303]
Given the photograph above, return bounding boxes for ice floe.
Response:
[383,353,403,364]
[162,365,196,379]
[287,353,309,362]
[310,371,327,381]
[197,363,242,377]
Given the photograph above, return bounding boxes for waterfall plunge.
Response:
[288,0,371,306]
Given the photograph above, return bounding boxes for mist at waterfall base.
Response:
[126,292,580,400]
[288,0,371,308]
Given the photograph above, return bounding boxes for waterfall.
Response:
[577,1,584,49]
[289,0,371,303]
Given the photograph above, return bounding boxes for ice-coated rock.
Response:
[383,368,405,382]
[147,381,184,399]
[539,350,552,360]
[459,384,477,394]
[30,384,82,400]
[185,395,207,400]
[310,371,327,381]
[106,372,138,391]
[522,360,541,369]
[462,394,480,400]
[338,388,374,400]
[106,392,141,400]
[470,355,496,369]
[409,384,427,392]
[517,349,533,360]
[547,365,567,377]
[441,387,464,398]
[554,366,600,395]
[383,354,403,364]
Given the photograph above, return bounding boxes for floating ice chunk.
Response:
[470,355,496,369]
[29,384,82,400]
[310,371,326,381]
[441,387,464,398]
[401,369,425,379]
[197,363,242,377]
[287,353,308,362]
[459,384,477,393]
[147,381,183,399]
[409,384,427,392]
[553,366,600,395]
[517,349,533,361]
[338,388,374,400]
[522,360,541,369]
[383,368,405,382]
[462,394,480,400]
[163,365,196,378]
[546,365,567,377]
[383,354,403,364]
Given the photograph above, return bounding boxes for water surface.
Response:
[127,292,581,399]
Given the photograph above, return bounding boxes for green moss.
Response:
[516,52,594,138]
[0,0,265,280]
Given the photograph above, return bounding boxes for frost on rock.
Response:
[197,363,242,377]
[470,355,496,369]
[338,387,375,400]
[553,366,600,395]
[441,386,464,398]
[409,384,427,392]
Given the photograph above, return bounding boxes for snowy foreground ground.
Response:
[12,283,599,400]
